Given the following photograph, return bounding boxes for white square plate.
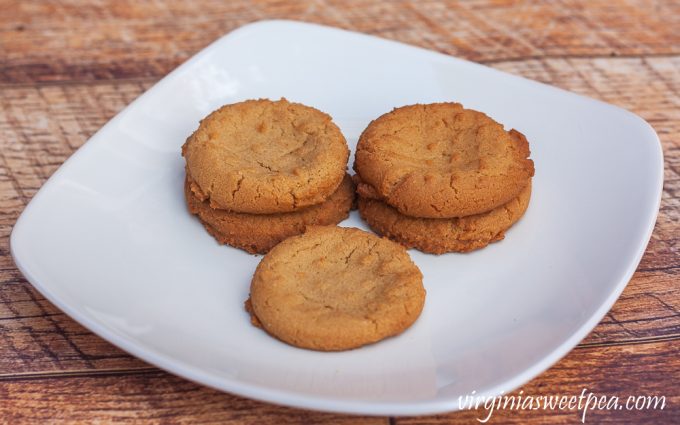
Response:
[11,21,663,415]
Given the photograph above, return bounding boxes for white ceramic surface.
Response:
[10,20,663,415]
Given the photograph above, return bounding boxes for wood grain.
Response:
[0,0,678,422]
[0,370,388,424]
[0,341,676,423]
[397,340,680,424]
[1,0,680,84]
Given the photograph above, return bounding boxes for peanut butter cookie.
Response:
[183,98,349,213]
[247,226,425,351]
[358,180,532,254]
[354,103,534,218]
[186,175,355,254]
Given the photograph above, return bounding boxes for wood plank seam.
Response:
[0,367,159,382]
[4,53,677,88]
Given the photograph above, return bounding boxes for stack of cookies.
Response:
[182,99,353,254]
[355,103,534,254]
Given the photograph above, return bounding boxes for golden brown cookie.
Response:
[186,175,355,254]
[358,180,532,254]
[247,226,425,351]
[354,103,534,218]
[183,98,349,214]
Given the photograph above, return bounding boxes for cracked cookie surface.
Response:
[183,98,349,213]
[354,103,534,218]
[247,226,425,351]
[185,174,355,254]
[358,180,532,254]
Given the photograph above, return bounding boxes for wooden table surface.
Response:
[1,1,678,423]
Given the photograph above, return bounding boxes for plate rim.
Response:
[9,19,665,416]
